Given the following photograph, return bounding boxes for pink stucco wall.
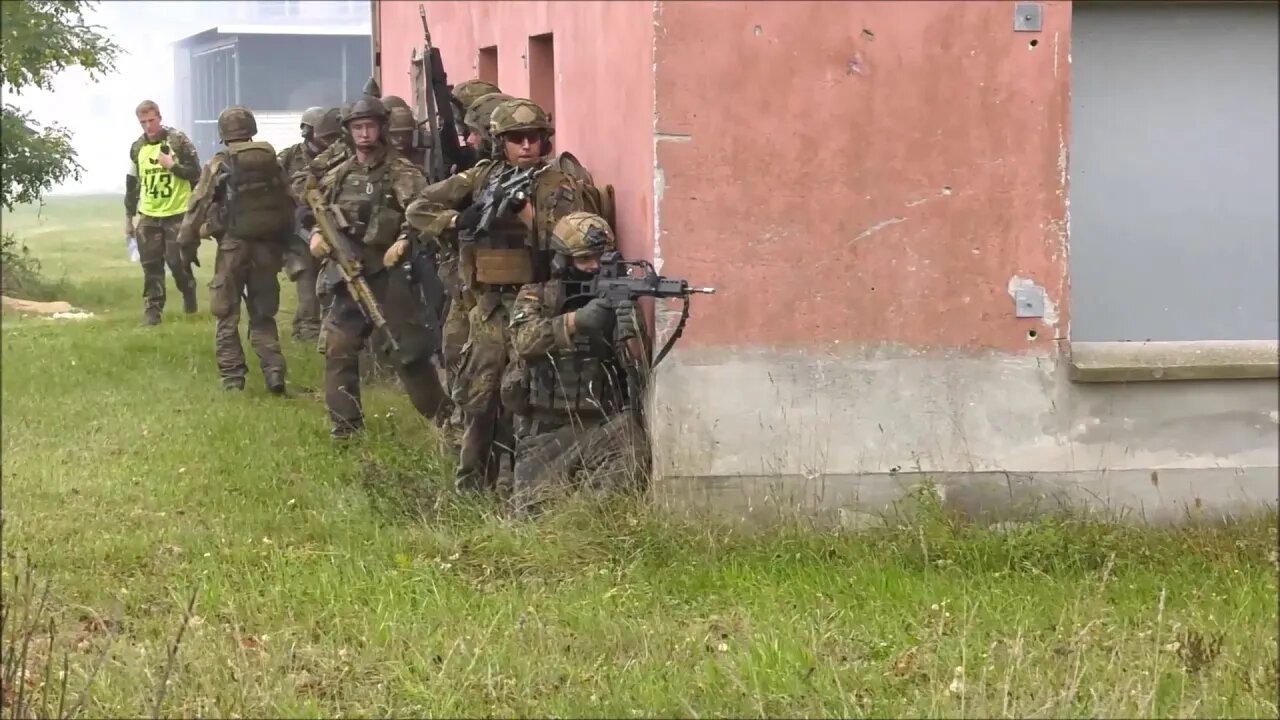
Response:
[375,0,656,261]
[653,0,1072,353]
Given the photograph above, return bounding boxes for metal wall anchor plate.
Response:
[1014,286,1046,318]
[1014,3,1042,32]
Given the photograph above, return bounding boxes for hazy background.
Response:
[12,0,370,197]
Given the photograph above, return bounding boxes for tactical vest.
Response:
[224,141,293,240]
[462,160,584,289]
[330,158,401,250]
[524,281,627,420]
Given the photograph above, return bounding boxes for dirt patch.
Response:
[2,296,93,319]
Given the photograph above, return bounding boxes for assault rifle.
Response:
[303,187,400,354]
[463,164,538,241]
[573,251,715,367]
[413,5,462,183]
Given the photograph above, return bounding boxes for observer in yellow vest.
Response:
[124,99,201,326]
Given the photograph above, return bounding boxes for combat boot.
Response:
[222,378,245,391]
[264,368,286,396]
[140,308,162,326]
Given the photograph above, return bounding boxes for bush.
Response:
[0,232,61,301]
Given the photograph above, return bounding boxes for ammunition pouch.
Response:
[473,248,534,286]
[364,206,402,248]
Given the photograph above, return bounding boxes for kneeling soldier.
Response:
[504,212,651,517]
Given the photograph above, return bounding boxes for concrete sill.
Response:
[1069,340,1280,383]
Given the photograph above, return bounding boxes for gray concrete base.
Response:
[647,346,1280,527]
[654,467,1279,529]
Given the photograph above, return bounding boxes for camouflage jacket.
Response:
[318,145,426,264]
[124,127,200,217]
[510,280,642,360]
[277,141,319,202]
[290,141,351,201]
[405,158,584,256]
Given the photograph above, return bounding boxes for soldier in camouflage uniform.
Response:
[437,91,511,382]
[448,80,502,173]
[177,106,294,393]
[405,98,587,493]
[293,102,355,354]
[278,106,342,342]
[505,212,651,517]
[125,100,202,325]
[308,96,453,439]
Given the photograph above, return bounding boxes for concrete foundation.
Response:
[650,348,1279,525]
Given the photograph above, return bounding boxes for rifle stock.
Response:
[416,5,462,183]
[303,188,401,354]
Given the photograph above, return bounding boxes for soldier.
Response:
[437,91,511,382]
[177,106,294,394]
[293,102,355,355]
[448,79,502,172]
[404,98,587,493]
[387,106,421,160]
[308,96,453,440]
[505,212,651,517]
[278,106,342,342]
[125,100,202,325]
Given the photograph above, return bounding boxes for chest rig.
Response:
[525,280,627,420]
[327,156,400,249]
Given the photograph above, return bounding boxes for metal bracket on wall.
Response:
[1014,286,1046,318]
[1014,3,1042,32]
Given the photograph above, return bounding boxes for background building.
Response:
[374,0,1280,523]
[172,0,372,161]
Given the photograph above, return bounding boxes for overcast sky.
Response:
[15,1,367,196]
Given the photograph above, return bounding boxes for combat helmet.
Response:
[299,106,327,133]
[452,79,502,113]
[464,92,511,132]
[388,106,417,133]
[314,107,343,141]
[489,98,554,139]
[344,95,388,125]
[217,105,257,142]
[464,92,512,154]
[382,95,410,112]
[551,212,615,258]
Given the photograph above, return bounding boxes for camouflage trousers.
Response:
[453,289,518,493]
[283,241,321,341]
[321,263,453,438]
[511,411,649,518]
[208,238,286,391]
[136,213,197,315]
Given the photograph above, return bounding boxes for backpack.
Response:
[553,151,616,232]
[224,141,293,241]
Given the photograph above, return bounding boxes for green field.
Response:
[2,195,1277,718]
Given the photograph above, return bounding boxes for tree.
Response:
[0,1,120,211]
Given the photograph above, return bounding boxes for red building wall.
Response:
[375,0,656,260]
[653,0,1072,353]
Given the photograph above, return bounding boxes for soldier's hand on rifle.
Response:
[516,200,535,228]
[615,299,638,342]
[309,231,329,259]
[456,203,484,233]
[383,238,409,266]
[572,298,613,339]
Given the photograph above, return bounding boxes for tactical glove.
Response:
[179,241,200,268]
[383,238,409,266]
[573,298,614,339]
[456,203,484,234]
[615,299,638,342]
